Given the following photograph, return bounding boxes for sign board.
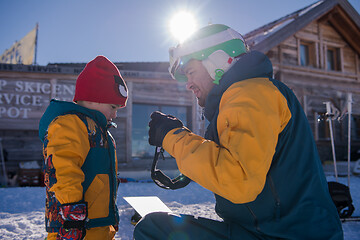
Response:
[0,78,75,129]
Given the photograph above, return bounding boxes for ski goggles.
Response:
[168,52,182,80]
[151,147,191,190]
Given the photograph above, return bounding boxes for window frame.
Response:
[131,102,191,160]
[300,43,310,66]
[298,40,318,68]
[326,46,341,71]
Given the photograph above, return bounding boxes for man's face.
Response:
[184,59,215,107]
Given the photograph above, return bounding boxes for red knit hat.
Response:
[73,55,128,107]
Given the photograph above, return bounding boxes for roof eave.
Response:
[252,0,338,53]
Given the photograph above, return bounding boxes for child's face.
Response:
[86,102,122,122]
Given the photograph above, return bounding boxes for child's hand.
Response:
[57,202,87,240]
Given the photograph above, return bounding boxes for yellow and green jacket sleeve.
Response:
[163,78,291,204]
[46,114,90,204]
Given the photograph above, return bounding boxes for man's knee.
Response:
[134,212,152,231]
[134,212,167,239]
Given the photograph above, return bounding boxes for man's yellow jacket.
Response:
[163,51,343,239]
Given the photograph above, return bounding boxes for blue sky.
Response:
[0,0,359,66]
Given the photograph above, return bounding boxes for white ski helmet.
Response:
[169,24,248,83]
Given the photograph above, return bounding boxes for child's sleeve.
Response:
[46,114,90,204]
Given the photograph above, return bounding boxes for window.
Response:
[132,103,189,159]
[353,115,360,141]
[300,44,309,66]
[343,115,360,141]
[316,112,331,140]
[327,47,340,71]
[299,41,316,67]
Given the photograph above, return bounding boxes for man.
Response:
[134,24,343,239]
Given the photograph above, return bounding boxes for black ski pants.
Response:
[133,212,261,240]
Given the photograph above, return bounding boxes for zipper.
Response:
[268,175,281,221]
[246,205,261,232]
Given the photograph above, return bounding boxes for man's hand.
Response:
[57,202,87,240]
[148,111,183,147]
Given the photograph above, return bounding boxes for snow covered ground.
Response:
[0,175,359,240]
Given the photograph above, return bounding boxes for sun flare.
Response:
[170,11,197,43]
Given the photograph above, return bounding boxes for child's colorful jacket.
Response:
[39,99,119,232]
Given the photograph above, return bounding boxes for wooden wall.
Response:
[0,69,78,172]
[267,18,360,161]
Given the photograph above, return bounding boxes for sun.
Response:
[170,11,197,43]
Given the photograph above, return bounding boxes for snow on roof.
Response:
[244,1,324,47]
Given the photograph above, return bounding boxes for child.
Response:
[39,56,128,240]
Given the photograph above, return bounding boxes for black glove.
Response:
[148,111,183,147]
[57,201,87,240]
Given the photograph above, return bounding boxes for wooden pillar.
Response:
[323,45,328,70]
[355,54,360,82]
[339,48,344,72]
[303,95,308,117]
[315,41,320,68]
[278,45,283,64]
[50,78,57,99]
[318,23,325,69]
[296,37,301,66]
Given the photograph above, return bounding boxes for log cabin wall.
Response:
[0,64,196,179]
[0,65,79,173]
[267,16,360,161]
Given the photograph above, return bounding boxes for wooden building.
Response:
[245,0,360,161]
[0,0,359,184]
[0,63,195,178]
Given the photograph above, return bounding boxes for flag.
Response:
[0,24,38,65]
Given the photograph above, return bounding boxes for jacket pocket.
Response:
[85,174,109,219]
